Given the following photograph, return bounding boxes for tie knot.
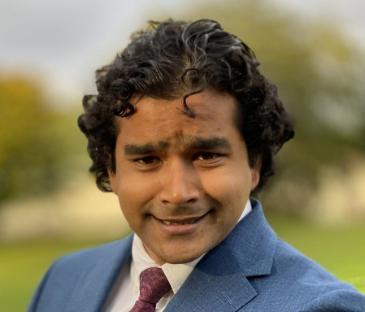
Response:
[139,267,171,305]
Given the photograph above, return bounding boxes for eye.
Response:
[195,152,219,161]
[132,156,161,169]
[193,151,227,168]
[194,152,224,162]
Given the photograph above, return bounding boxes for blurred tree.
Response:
[183,0,365,215]
[0,76,80,206]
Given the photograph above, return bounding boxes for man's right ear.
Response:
[107,169,117,193]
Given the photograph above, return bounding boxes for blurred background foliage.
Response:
[0,76,83,204]
[1,0,365,310]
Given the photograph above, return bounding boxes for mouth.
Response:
[159,214,207,225]
[152,211,211,234]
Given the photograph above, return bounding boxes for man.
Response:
[29,19,365,311]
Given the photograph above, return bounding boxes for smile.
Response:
[160,216,205,225]
[152,211,211,234]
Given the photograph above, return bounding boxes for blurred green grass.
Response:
[1,215,365,311]
[268,213,365,293]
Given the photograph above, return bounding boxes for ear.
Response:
[250,157,261,190]
[107,169,117,193]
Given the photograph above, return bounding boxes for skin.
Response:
[109,89,260,265]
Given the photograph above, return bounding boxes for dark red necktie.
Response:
[129,267,172,312]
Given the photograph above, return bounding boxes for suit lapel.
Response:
[66,235,133,312]
[165,268,257,312]
[166,199,277,312]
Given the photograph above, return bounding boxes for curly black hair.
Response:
[78,18,294,192]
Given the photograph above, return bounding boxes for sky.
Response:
[0,0,364,106]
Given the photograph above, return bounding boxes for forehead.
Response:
[114,90,239,146]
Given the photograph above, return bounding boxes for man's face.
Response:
[109,89,260,264]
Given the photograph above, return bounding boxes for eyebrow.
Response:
[124,141,169,155]
[124,136,231,155]
[189,137,231,150]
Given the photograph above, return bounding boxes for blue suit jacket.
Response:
[28,200,365,311]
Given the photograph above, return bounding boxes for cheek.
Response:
[116,173,160,213]
[201,167,252,206]
[117,180,146,231]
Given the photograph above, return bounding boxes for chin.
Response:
[164,255,200,264]
[161,248,206,264]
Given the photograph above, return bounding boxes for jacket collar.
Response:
[165,199,277,312]
[66,235,133,312]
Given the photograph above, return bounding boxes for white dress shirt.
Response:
[104,200,252,312]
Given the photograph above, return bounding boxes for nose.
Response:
[158,158,201,205]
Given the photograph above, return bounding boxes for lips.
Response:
[160,215,205,225]
[152,211,210,234]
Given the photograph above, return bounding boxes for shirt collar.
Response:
[130,200,252,294]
